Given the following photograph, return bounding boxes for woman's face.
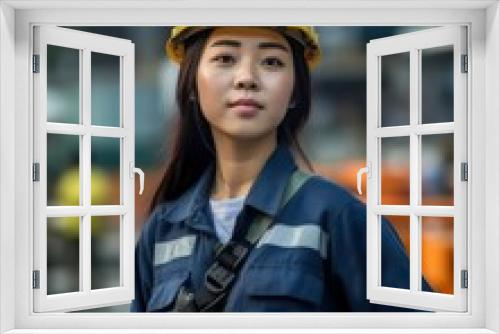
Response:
[196,27,295,142]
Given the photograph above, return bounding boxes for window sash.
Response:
[32,26,136,312]
[366,25,468,312]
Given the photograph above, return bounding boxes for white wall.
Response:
[485,2,500,333]
[0,2,16,333]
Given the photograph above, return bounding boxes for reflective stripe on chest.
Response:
[154,235,197,266]
[256,224,328,258]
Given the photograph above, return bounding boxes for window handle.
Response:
[356,163,371,195]
[130,162,145,195]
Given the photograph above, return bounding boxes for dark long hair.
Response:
[149,28,314,214]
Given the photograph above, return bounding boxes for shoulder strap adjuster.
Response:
[215,241,249,270]
[204,262,235,294]
[204,241,250,294]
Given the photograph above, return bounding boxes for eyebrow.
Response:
[210,39,290,53]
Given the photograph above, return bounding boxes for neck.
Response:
[210,132,277,200]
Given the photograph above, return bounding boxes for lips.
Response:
[228,98,264,109]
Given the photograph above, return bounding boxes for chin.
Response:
[226,129,275,142]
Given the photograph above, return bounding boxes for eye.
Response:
[212,54,235,65]
[262,57,285,68]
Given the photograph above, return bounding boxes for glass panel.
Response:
[381,136,410,205]
[91,137,121,205]
[421,216,454,294]
[422,134,454,206]
[381,215,410,289]
[91,216,120,290]
[47,45,80,124]
[381,52,410,127]
[421,45,454,124]
[47,217,80,295]
[91,52,121,127]
[47,134,80,206]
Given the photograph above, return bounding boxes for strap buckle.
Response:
[204,262,235,294]
[204,241,249,294]
[214,241,249,270]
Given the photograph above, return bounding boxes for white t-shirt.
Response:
[209,195,246,244]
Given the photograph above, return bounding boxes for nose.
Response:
[234,59,260,91]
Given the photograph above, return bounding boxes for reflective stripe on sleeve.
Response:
[154,235,197,266]
[256,224,328,258]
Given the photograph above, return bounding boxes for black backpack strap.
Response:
[173,169,312,312]
[245,169,311,244]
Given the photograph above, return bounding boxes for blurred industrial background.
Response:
[45,26,454,312]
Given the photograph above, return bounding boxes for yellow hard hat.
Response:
[165,26,321,70]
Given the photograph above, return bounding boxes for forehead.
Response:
[207,27,289,45]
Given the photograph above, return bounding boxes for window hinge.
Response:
[461,162,468,181]
[33,270,40,289]
[33,163,40,182]
[461,269,468,289]
[461,54,468,73]
[32,55,40,73]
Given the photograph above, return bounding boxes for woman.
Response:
[131,26,427,312]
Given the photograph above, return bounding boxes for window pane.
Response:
[381,215,409,289]
[91,52,121,127]
[381,52,410,127]
[47,45,80,124]
[381,136,410,205]
[421,216,454,294]
[91,216,120,290]
[421,45,454,124]
[91,137,120,205]
[47,217,80,295]
[422,134,454,206]
[47,134,80,206]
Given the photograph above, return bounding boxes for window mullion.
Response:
[80,48,91,293]
[120,55,126,288]
[409,48,422,292]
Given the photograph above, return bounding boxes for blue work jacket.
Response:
[131,143,431,312]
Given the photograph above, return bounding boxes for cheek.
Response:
[196,67,215,106]
[265,72,295,118]
[196,66,228,118]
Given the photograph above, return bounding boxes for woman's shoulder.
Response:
[146,199,187,225]
[299,170,364,213]
[302,171,358,201]
[137,200,186,244]
[145,180,201,225]
[141,202,174,231]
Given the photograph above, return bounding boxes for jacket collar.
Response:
[245,143,298,216]
[166,143,298,231]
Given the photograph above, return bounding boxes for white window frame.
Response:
[0,1,499,333]
[366,26,468,312]
[33,26,136,312]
